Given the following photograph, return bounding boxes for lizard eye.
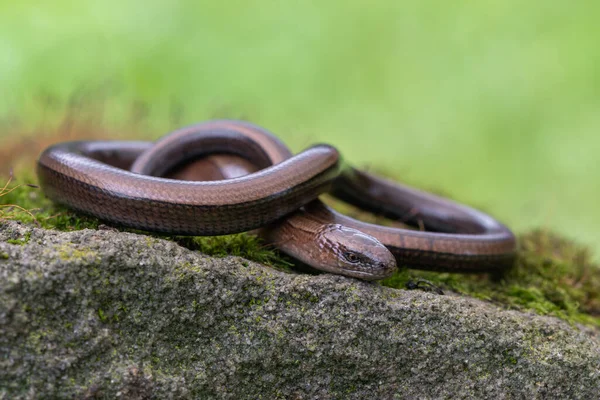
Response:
[343,251,360,264]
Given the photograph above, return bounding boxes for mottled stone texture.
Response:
[1,220,599,399]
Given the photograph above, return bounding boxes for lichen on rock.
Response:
[1,220,599,399]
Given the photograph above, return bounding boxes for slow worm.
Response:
[37,120,516,279]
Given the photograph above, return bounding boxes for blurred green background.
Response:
[1,1,598,253]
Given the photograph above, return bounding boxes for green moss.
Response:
[97,308,107,323]
[144,237,158,247]
[0,251,8,259]
[383,229,600,327]
[173,234,294,272]
[97,302,127,324]
[1,172,100,231]
[502,350,519,365]
[56,244,100,263]
[6,231,31,245]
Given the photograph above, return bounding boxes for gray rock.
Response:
[1,220,599,399]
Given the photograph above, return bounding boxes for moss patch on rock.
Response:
[383,230,600,327]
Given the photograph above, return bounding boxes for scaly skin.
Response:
[37,120,516,279]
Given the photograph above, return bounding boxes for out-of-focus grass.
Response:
[1,1,599,253]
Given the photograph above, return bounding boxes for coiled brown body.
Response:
[37,120,516,278]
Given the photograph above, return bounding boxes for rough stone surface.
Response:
[1,220,599,399]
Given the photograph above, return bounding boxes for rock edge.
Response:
[1,220,599,399]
